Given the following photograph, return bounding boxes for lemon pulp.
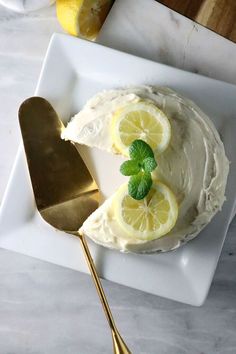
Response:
[114,182,178,240]
[111,101,171,156]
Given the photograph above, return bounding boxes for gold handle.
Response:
[79,233,132,354]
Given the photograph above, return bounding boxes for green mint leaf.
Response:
[143,157,157,172]
[120,160,141,176]
[129,139,154,161]
[128,172,152,200]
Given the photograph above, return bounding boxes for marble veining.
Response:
[0,1,236,353]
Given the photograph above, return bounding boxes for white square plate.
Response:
[1,34,236,306]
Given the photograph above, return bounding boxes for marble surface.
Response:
[0,1,235,353]
[99,0,236,85]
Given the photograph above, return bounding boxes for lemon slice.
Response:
[114,182,178,241]
[111,101,171,157]
[56,0,112,40]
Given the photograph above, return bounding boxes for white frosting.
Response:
[62,86,229,253]
[61,90,140,153]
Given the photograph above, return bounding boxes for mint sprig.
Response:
[129,139,154,160]
[120,159,140,176]
[143,156,157,172]
[120,140,157,200]
[128,172,152,200]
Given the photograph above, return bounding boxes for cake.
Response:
[62,86,229,253]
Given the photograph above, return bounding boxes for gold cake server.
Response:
[18,97,131,354]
